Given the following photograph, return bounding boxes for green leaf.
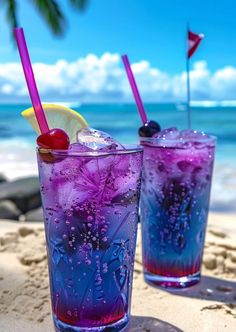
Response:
[3,0,18,28]
[30,0,66,35]
[3,0,89,40]
[2,0,18,45]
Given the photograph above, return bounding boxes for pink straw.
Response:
[14,27,49,134]
[122,54,148,124]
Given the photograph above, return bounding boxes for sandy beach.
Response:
[0,212,235,332]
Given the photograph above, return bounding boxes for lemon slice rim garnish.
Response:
[21,103,88,143]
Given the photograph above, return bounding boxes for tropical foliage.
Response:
[2,0,88,36]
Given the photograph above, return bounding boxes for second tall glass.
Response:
[140,134,216,288]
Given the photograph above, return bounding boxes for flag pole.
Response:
[186,23,191,129]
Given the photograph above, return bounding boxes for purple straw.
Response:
[14,28,49,134]
[122,54,148,124]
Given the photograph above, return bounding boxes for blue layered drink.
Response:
[37,129,143,331]
[140,128,215,288]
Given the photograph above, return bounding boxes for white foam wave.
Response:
[0,139,37,180]
[190,101,220,107]
[220,100,236,107]
[49,101,81,108]
[190,100,236,107]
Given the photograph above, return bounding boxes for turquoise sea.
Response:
[0,102,236,158]
[0,102,236,211]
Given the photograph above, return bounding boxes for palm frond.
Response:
[30,0,65,35]
[4,0,89,40]
[4,0,18,28]
[68,0,88,11]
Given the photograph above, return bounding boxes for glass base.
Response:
[54,313,129,332]
[144,271,201,288]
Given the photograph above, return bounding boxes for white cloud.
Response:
[211,66,236,100]
[0,53,236,102]
[1,83,13,94]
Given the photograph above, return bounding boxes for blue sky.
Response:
[1,0,236,102]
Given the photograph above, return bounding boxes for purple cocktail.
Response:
[140,128,215,288]
[37,129,143,331]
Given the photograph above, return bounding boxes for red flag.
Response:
[188,30,204,58]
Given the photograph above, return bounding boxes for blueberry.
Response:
[138,120,161,137]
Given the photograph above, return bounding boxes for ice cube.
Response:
[69,142,92,153]
[180,130,211,149]
[152,127,182,148]
[180,130,208,140]
[153,127,180,140]
[76,128,124,152]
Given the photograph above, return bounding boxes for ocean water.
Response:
[0,102,236,211]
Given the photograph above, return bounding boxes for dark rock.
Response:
[0,174,7,183]
[25,207,43,222]
[0,200,21,220]
[0,177,41,213]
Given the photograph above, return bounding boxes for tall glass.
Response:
[140,136,216,288]
[37,145,143,331]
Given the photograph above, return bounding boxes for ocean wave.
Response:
[190,100,236,107]
[49,101,82,108]
[0,139,37,180]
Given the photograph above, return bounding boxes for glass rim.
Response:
[139,135,217,145]
[37,144,143,157]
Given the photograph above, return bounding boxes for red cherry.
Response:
[37,129,70,150]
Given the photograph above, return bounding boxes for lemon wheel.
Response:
[22,104,88,143]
